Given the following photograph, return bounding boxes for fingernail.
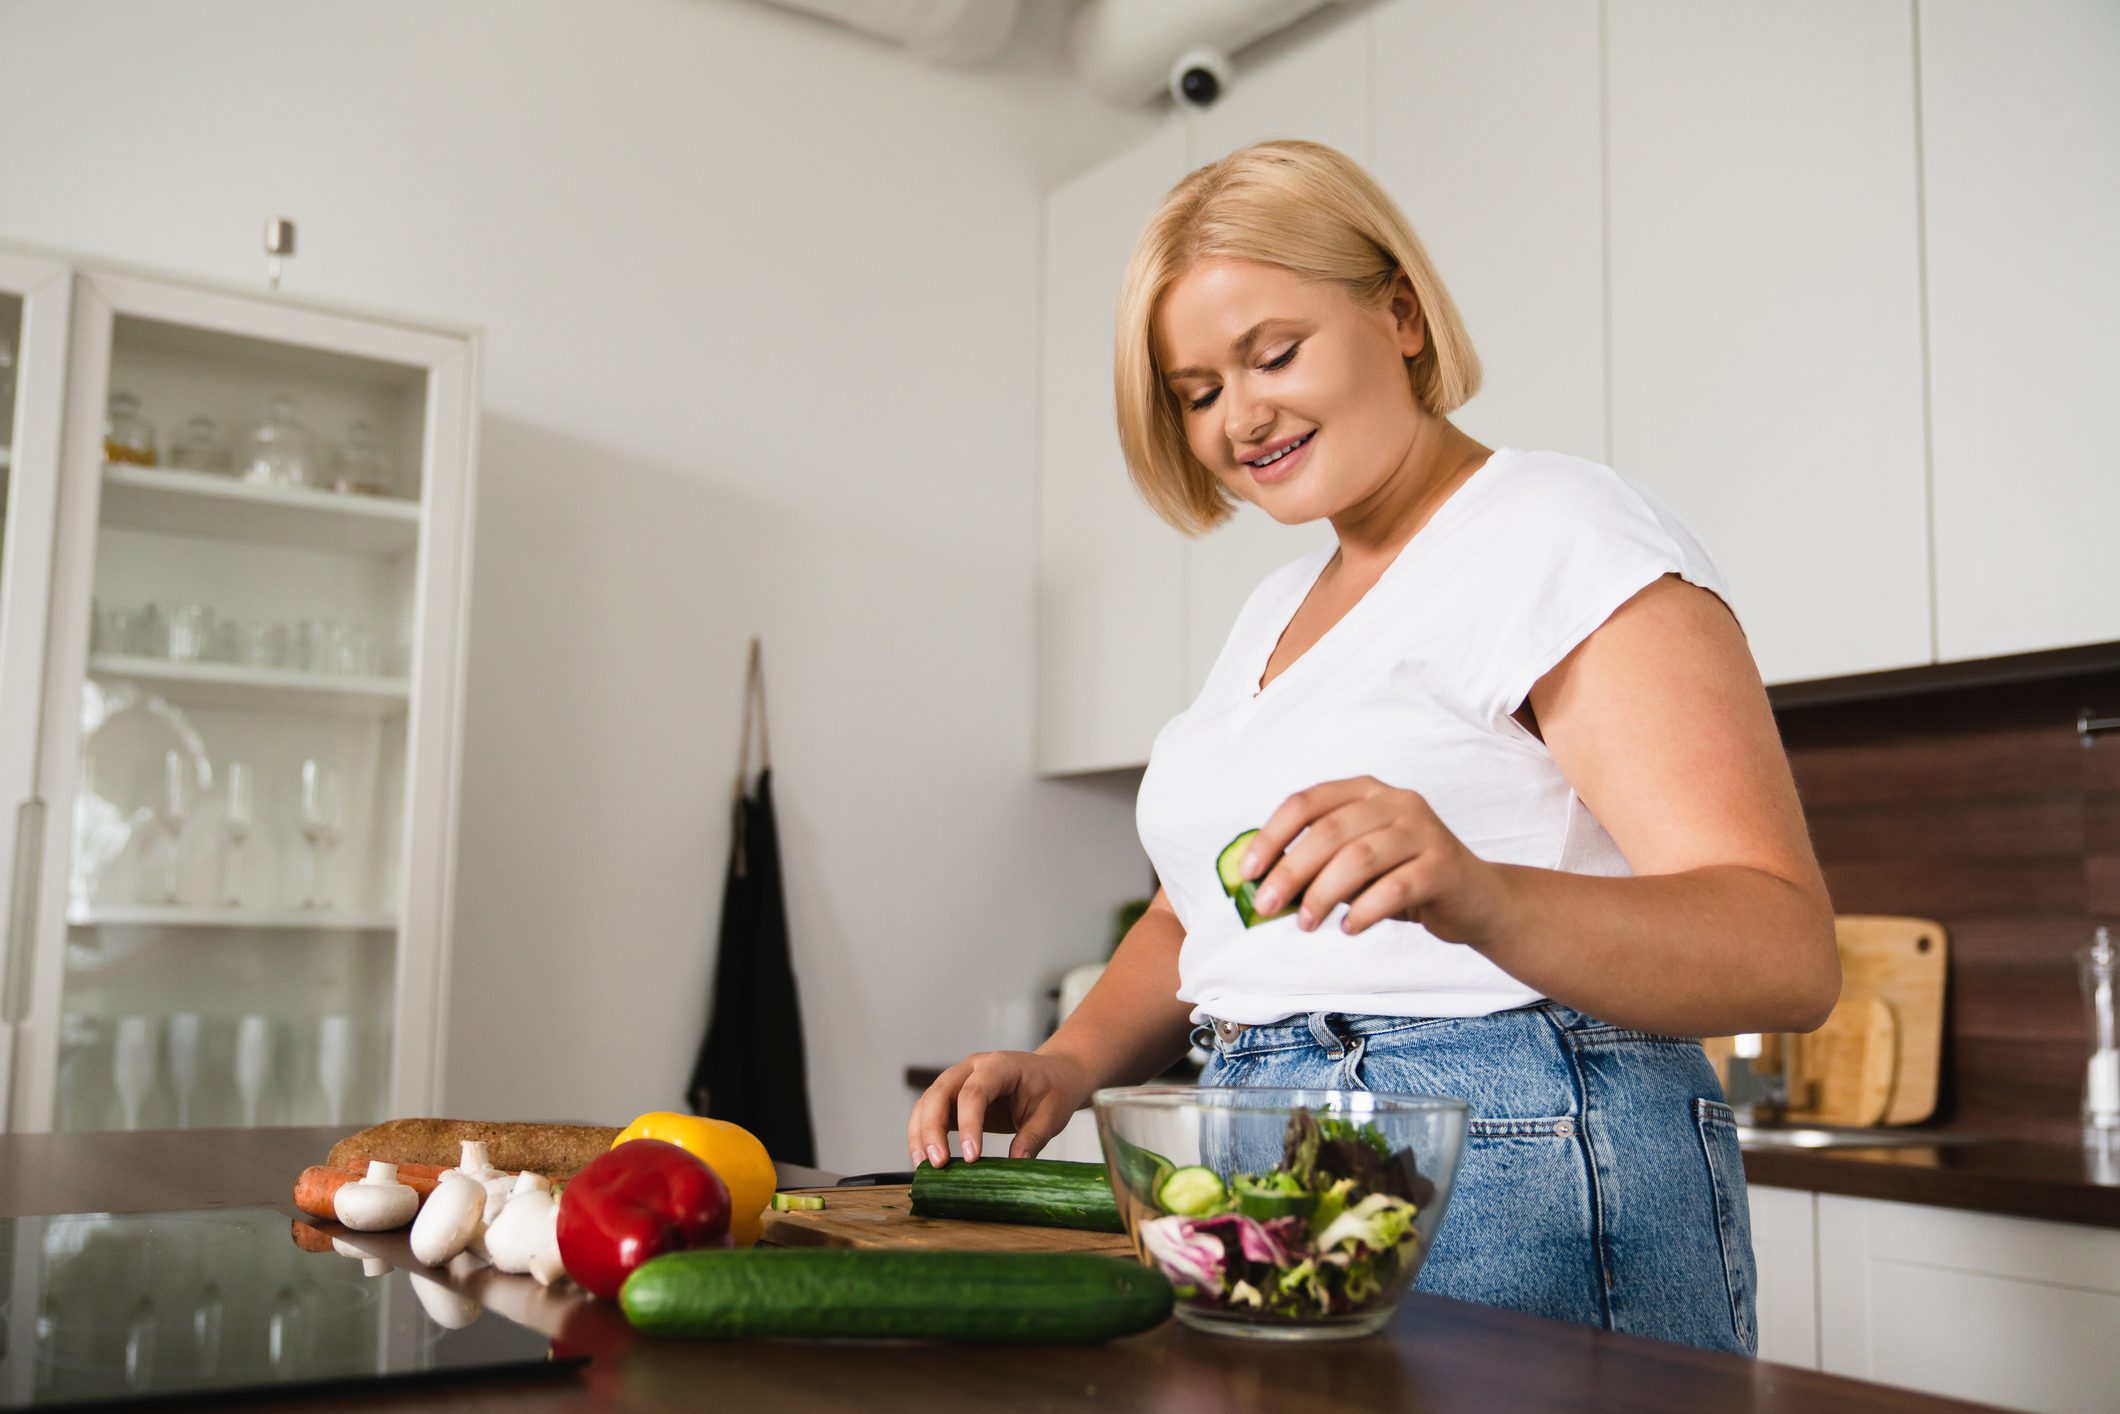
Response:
[926,1143,946,1167]
[1297,910,1314,931]
[964,1137,980,1162]
[1241,849,1260,877]
[1255,887,1280,913]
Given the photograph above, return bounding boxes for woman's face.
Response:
[1154,258,1428,526]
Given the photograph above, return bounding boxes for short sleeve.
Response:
[1461,457,1736,719]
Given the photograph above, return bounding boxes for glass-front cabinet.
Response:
[0,251,478,1133]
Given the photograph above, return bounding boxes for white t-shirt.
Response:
[1134,447,1735,1025]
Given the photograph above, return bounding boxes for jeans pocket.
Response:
[1693,1097,1758,1353]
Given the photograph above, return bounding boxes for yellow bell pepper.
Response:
[613,1112,777,1247]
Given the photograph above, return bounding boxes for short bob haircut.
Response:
[1114,140,1482,536]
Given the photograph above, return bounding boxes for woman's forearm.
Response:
[1038,904,1198,1093]
[1473,862,1839,1038]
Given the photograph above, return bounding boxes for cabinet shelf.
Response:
[67,904,398,931]
[88,654,411,716]
[99,462,421,556]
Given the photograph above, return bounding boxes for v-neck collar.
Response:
[1244,448,1516,702]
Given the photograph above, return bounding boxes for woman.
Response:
[909,140,1837,1354]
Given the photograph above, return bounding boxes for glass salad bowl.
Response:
[1092,1086,1466,1340]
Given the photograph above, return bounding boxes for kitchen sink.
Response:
[1735,1124,1998,1150]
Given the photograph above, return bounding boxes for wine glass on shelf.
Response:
[157,749,191,905]
[317,1015,358,1126]
[166,1012,203,1128]
[298,759,341,910]
[111,1015,157,1131]
[233,1014,272,1128]
[221,762,253,907]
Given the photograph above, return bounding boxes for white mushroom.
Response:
[410,1170,487,1267]
[333,1161,419,1232]
[483,1172,554,1275]
[409,1273,483,1330]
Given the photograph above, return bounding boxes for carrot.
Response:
[293,1163,446,1219]
[289,1217,338,1253]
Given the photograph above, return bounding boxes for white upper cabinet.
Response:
[1921,0,2120,662]
[1606,1,1930,686]
[1036,120,1192,775]
[1372,0,1606,464]
[1176,11,1367,696]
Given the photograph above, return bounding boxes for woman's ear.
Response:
[1391,271,1427,359]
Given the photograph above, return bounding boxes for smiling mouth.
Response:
[1246,430,1315,469]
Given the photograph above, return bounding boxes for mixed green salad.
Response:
[1128,1113,1438,1320]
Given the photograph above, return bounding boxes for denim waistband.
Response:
[1191,1001,1565,1057]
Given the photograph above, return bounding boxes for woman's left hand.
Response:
[1241,776,1511,943]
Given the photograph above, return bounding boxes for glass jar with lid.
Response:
[332,418,396,497]
[168,414,232,473]
[104,391,157,465]
[242,394,319,488]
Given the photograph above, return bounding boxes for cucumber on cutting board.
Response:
[908,1157,1123,1233]
[1217,829,1297,928]
[621,1249,1173,1343]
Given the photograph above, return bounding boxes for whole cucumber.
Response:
[620,1249,1173,1343]
[907,1157,1124,1233]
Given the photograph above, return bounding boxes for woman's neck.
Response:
[1326,417,1492,580]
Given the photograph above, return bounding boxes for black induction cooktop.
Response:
[0,1206,583,1408]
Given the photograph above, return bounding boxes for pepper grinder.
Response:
[2079,926,2120,1139]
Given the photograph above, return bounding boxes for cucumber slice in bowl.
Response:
[1216,829,1298,928]
[1156,1166,1229,1217]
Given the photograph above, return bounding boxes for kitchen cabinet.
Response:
[1035,119,1192,775]
[1371,0,1606,465]
[1,250,479,1134]
[1920,0,2120,663]
[1817,1193,2120,1413]
[1750,1184,1821,1369]
[1605,0,1931,686]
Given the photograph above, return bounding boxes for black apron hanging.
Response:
[687,637,816,1165]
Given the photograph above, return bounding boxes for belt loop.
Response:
[1188,1023,1215,1052]
[1306,1011,1345,1059]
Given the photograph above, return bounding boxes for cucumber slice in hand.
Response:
[1216,829,1297,928]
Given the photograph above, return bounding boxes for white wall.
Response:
[0,0,1163,1170]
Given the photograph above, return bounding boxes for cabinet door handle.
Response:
[3,798,45,1025]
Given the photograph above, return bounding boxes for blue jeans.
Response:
[1193,1002,1757,1355]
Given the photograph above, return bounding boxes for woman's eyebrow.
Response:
[1162,318,1302,381]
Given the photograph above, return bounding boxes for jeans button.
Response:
[1553,1118,1577,1137]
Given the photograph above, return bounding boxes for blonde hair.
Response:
[1113,140,1482,536]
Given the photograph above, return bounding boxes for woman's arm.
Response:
[908,889,1195,1164]
[1239,575,1839,1038]
[1480,574,1839,1036]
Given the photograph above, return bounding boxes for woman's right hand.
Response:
[907,1049,1095,1167]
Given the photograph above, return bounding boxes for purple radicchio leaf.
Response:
[1189,1212,1301,1268]
[1139,1215,1226,1288]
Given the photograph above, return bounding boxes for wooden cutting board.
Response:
[758,1185,1136,1256]
[1835,915,1947,1125]
[1786,993,1898,1127]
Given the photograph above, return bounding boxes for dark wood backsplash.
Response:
[1776,669,2120,1143]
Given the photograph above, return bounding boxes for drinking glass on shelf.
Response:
[328,622,375,677]
[165,604,214,662]
[168,415,231,473]
[332,418,396,497]
[218,617,288,668]
[90,601,140,657]
[222,762,253,906]
[166,1012,203,1128]
[233,1014,273,1127]
[299,759,342,909]
[242,394,319,488]
[156,749,191,904]
[111,1014,158,1131]
[104,390,157,465]
[294,619,333,675]
[317,1014,358,1126]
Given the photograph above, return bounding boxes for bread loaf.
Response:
[326,1118,620,1178]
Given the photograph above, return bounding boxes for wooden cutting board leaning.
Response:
[1700,914,1948,1127]
[759,1184,1135,1257]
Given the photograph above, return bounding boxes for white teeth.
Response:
[1248,432,1312,468]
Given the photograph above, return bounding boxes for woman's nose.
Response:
[1223,383,1273,450]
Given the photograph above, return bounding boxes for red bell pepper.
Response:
[556,1138,733,1301]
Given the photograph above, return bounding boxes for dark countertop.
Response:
[0,1126,1999,1412]
[1741,1136,2120,1228]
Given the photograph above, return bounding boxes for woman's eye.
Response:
[1263,345,1298,371]
[1186,389,1219,412]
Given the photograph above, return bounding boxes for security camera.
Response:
[1170,47,1232,109]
